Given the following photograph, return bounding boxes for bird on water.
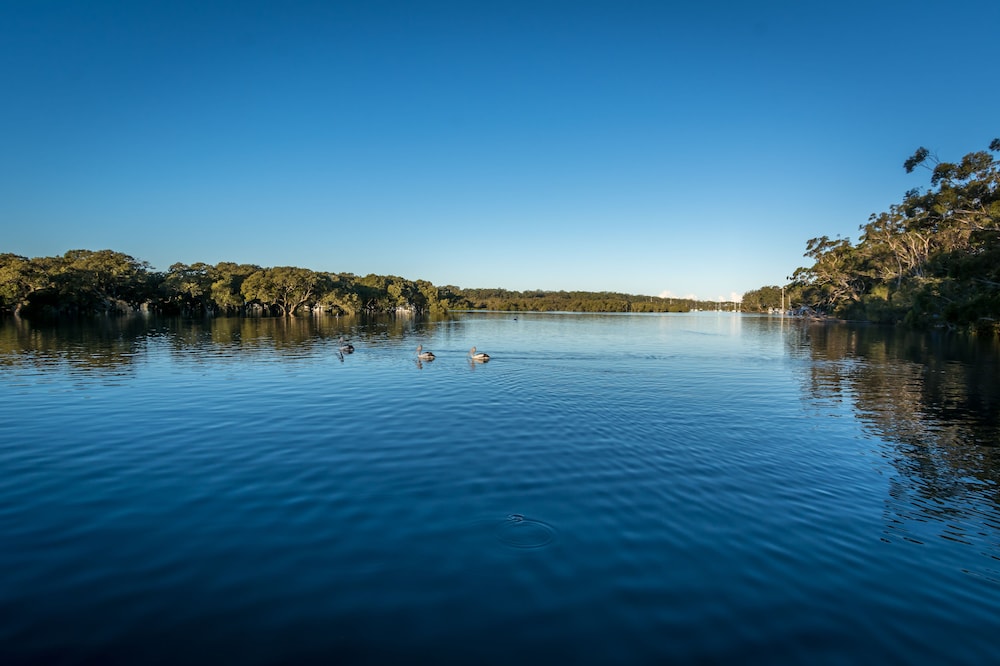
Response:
[339,337,354,353]
[469,346,490,362]
[417,345,435,361]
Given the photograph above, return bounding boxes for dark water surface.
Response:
[2,312,999,664]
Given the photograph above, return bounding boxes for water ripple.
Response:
[2,314,1000,663]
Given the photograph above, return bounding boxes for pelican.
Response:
[469,346,490,362]
[417,344,435,361]
[339,337,354,353]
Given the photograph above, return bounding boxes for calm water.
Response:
[2,312,999,664]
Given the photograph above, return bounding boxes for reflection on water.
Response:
[799,324,1000,446]
[1,313,999,663]
[0,313,462,371]
[790,322,1000,575]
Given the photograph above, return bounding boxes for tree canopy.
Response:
[2,250,730,318]
[746,138,1000,333]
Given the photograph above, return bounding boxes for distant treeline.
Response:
[455,288,696,313]
[742,139,1000,333]
[0,251,724,318]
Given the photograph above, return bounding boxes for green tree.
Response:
[210,262,259,314]
[790,235,866,311]
[781,139,1000,329]
[355,274,395,313]
[241,266,321,316]
[43,249,154,313]
[164,262,214,314]
[0,254,50,316]
[741,285,784,312]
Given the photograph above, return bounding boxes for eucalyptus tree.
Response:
[783,138,999,327]
[790,235,868,312]
[355,274,395,312]
[43,249,154,313]
[857,206,930,289]
[209,262,259,314]
[416,279,451,314]
[886,141,999,326]
[164,262,214,314]
[241,266,322,316]
[901,140,1000,279]
[311,272,360,315]
[741,286,784,312]
[317,287,361,315]
[386,278,415,312]
[0,253,50,316]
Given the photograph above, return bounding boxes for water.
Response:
[1,312,998,664]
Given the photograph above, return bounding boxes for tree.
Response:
[0,254,50,316]
[791,235,868,311]
[39,249,155,313]
[741,285,784,312]
[210,262,258,314]
[778,138,1000,328]
[241,266,321,316]
[164,262,214,314]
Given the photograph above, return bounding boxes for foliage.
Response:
[241,266,323,317]
[741,285,785,312]
[8,250,156,316]
[0,254,50,316]
[452,288,700,313]
[3,251,718,318]
[758,138,1000,331]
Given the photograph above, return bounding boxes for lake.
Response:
[1,312,998,664]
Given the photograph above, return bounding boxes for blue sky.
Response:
[2,1,998,301]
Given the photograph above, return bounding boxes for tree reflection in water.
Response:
[793,322,1000,577]
[0,313,459,372]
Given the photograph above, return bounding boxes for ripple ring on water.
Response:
[495,514,556,549]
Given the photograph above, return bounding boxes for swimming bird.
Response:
[469,346,490,362]
[417,344,435,361]
[339,337,354,353]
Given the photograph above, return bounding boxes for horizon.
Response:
[3,1,998,302]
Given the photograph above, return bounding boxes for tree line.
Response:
[0,252,465,318]
[0,251,739,318]
[455,288,699,313]
[744,139,1000,333]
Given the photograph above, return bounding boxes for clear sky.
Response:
[2,0,998,301]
